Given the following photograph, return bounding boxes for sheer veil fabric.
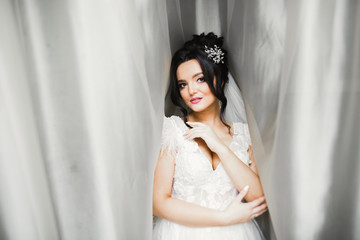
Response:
[223,72,248,124]
[1,0,360,240]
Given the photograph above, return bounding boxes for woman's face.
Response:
[176,59,218,113]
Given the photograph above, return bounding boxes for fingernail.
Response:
[243,185,249,191]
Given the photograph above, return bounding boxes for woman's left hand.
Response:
[184,121,226,153]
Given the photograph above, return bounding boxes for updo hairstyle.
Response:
[168,32,230,130]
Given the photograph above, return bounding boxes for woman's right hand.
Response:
[221,185,267,226]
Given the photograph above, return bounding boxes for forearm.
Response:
[153,196,225,227]
[216,145,264,201]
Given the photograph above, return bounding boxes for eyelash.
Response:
[178,77,205,89]
[178,83,186,89]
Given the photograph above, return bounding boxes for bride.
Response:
[152,32,267,239]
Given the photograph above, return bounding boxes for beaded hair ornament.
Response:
[204,44,225,64]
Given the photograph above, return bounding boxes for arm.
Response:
[248,145,259,176]
[152,147,267,227]
[215,144,264,202]
[153,147,226,227]
[185,122,264,202]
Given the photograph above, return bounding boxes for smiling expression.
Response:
[176,59,218,113]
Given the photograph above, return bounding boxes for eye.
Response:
[197,77,205,82]
[178,83,186,89]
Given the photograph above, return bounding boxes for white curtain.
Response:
[0,0,170,239]
[225,1,360,239]
[1,0,359,240]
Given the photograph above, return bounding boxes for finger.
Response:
[252,208,268,219]
[249,196,266,208]
[258,208,268,216]
[183,128,197,137]
[184,129,202,140]
[184,128,207,140]
[184,127,202,136]
[186,121,206,127]
[252,202,267,214]
[236,185,249,202]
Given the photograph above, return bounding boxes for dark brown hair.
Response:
[168,32,230,130]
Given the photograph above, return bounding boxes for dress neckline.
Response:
[172,115,238,172]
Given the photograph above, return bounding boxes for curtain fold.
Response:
[1,0,170,239]
[1,0,359,239]
[225,1,360,239]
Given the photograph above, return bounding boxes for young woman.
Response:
[153,32,267,239]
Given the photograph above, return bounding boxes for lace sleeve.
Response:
[160,116,178,156]
[243,123,252,146]
[243,123,253,165]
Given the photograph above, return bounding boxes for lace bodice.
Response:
[161,115,253,211]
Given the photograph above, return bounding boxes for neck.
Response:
[188,102,222,127]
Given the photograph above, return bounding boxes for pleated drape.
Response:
[225,1,360,239]
[1,0,359,240]
[1,0,169,239]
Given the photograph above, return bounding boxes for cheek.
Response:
[179,90,188,101]
[202,85,217,103]
[201,83,213,96]
[179,89,185,97]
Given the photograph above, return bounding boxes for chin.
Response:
[185,98,218,113]
[188,104,210,113]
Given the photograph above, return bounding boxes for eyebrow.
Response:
[177,72,203,82]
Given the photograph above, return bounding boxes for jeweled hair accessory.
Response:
[204,44,224,64]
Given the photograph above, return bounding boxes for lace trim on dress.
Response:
[160,116,253,165]
[231,122,252,166]
[160,116,179,156]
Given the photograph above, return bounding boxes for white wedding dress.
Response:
[153,115,265,240]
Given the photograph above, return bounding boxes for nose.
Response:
[188,82,198,95]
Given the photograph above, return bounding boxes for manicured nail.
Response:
[243,185,249,191]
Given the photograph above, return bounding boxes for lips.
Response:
[190,97,202,104]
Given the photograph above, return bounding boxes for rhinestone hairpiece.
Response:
[204,45,224,64]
